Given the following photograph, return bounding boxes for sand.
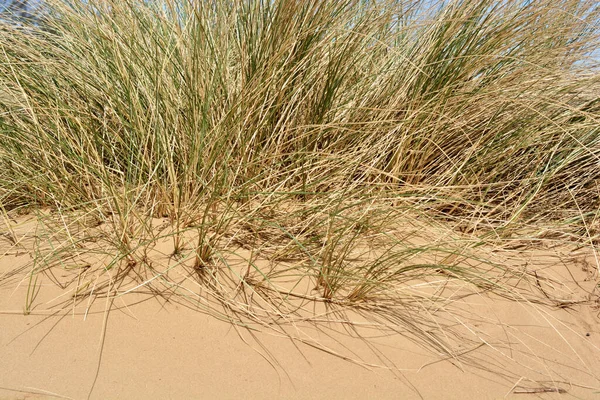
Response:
[1,215,599,400]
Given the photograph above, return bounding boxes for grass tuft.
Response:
[1,0,599,368]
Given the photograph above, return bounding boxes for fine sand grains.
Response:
[0,214,599,399]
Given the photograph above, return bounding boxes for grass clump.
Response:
[0,0,599,365]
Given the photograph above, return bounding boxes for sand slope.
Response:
[1,217,599,400]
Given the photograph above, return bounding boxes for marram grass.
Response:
[0,0,599,361]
